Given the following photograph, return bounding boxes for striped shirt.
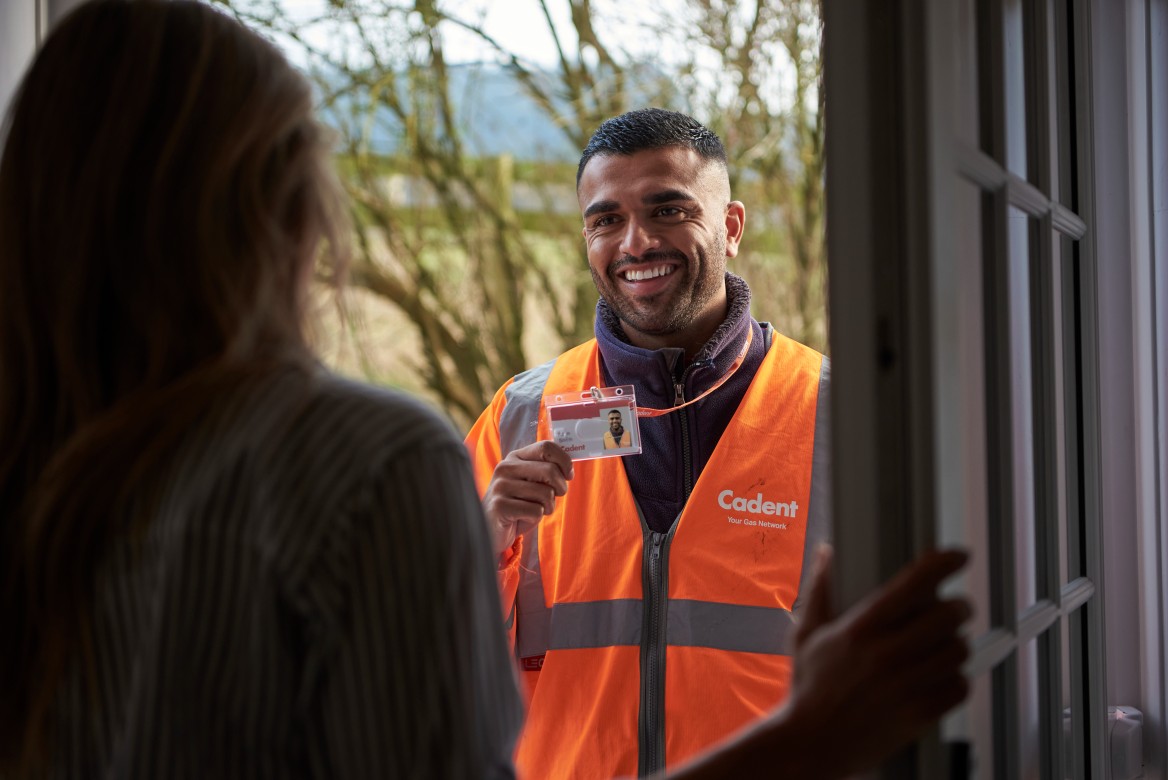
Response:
[46,368,522,779]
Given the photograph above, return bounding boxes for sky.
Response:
[245,0,808,147]
[266,0,671,69]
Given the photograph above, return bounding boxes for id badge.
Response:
[542,385,642,461]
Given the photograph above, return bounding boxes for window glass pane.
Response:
[1061,616,1075,779]
[1050,229,1070,591]
[1004,0,1029,177]
[955,0,980,147]
[1052,0,1075,210]
[940,177,993,638]
[1019,638,1041,778]
[1042,0,1061,198]
[1061,606,1107,780]
[1009,205,1038,612]
[1057,233,1085,581]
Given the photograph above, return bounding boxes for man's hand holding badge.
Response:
[481,439,574,556]
[481,385,642,556]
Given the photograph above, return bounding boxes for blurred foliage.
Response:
[217,0,824,430]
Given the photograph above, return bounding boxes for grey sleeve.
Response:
[793,357,832,617]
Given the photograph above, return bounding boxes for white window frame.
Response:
[823,0,1122,776]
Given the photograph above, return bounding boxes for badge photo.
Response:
[543,385,642,461]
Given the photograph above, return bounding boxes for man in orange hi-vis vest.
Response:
[466,109,971,779]
[602,410,632,450]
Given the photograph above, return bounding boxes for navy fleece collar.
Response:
[595,273,756,408]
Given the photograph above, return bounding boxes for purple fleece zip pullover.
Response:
[596,272,770,534]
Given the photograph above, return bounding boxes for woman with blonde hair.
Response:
[0,1,521,776]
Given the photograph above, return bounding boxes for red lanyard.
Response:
[597,328,753,419]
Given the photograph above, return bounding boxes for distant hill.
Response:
[315,62,674,163]
[445,65,581,162]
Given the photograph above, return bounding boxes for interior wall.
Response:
[0,0,39,120]
[0,0,90,121]
[1131,2,1168,777]
[1089,0,1142,710]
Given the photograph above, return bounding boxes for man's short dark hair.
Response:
[576,108,727,186]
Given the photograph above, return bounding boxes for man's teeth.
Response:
[623,265,674,282]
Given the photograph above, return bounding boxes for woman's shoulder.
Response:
[170,368,472,576]
[234,369,468,492]
[297,372,462,453]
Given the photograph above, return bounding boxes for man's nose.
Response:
[619,219,660,257]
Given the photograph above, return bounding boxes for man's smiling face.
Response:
[577,146,745,355]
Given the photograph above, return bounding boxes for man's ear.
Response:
[725,201,746,258]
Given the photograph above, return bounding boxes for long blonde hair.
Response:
[0,0,348,769]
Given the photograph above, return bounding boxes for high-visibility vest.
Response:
[467,332,830,779]
[602,429,631,449]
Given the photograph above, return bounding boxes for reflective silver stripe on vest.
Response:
[537,599,795,655]
[515,523,551,660]
[498,359,555,457]
[549,599,644,649]
[505,360,557,661]
[792,356,832,622]
[667,599,796,654]
[504,603,516,632]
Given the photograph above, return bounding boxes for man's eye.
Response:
[656,206,683,217]
[593,215,617,227]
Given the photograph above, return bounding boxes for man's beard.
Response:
[593,239,725,338]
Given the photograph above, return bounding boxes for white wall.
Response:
[0,0,41,121]
[1093,1,1168,777]
[1129,2,1168,776]
[1093,0,1140,707]
[0,0,89,121]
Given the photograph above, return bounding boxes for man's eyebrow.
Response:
[643,189,697,205]
[583,199,620,219]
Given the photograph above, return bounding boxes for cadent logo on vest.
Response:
[718,489,797,522]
